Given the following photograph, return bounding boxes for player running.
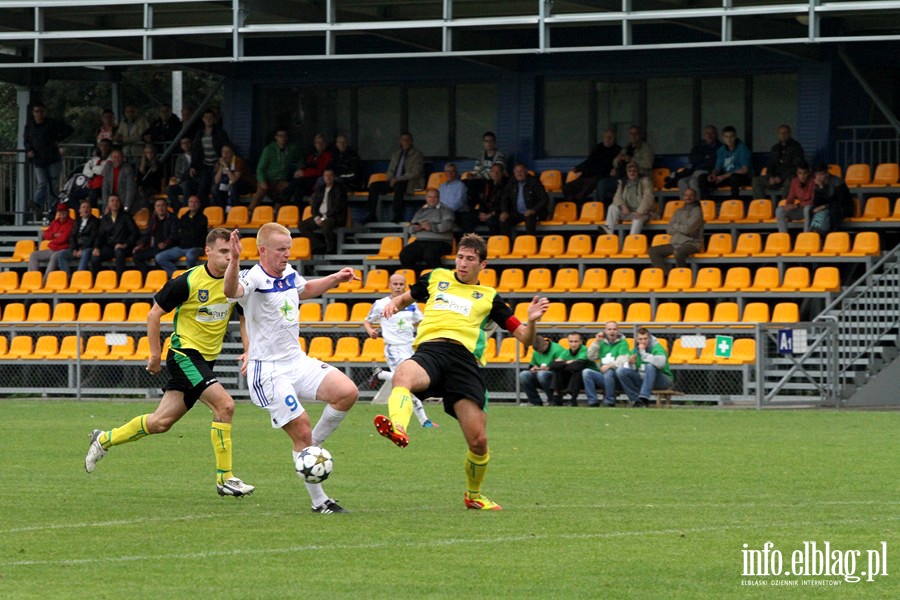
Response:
[224,223,359,514]
[374,233,549,510]
[84,228,255,497]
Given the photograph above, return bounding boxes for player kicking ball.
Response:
[374,233,549,510]
[224,224,359,514]
[84,228,255,497]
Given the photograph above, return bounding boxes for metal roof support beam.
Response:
[143,3,153,62]
[442,0,452,53]
[326,0,336,56]
[622,0,632,47]
[721,0,733,44]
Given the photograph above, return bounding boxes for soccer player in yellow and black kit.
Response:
[84,228,255,497]
[375,233,549,510]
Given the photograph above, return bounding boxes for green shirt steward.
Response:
[555,344,598,370]
[628,337,674,381]
[586,336,631,369]
[529,340,567,368]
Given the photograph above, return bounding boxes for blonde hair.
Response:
[256,222,291,250]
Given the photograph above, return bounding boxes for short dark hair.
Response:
[796,160,810,171]
[636,327,651,337]
[812,162,830,174]
[722,125,737,135]
[482,131,496,140]
[458,233,487,261]
[206,228,230,246]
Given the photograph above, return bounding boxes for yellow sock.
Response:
[98,415,150,449]
[388,386,414,432]
[211,422,233,485]
[465,449,490,496]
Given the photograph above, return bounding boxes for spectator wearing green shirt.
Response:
[616,327,674,407]
[550,332,597,407]
[582,321,631,407]
[249,129,302,211]
[518,334,566,406]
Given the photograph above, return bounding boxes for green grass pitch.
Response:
[1,400,897,598]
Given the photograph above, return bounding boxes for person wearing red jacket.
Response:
[284,133,333,205]
[28,202,75,279]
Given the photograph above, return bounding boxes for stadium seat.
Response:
[347,302,373,325]
[807,267,841,292]
[717,338,756,365]
[534,235,565,258]
[394,269,416,287]
[127,302,152,322]
[864,163,899,187]
[425,172,447,190]
[506,235,537,259]
[668,338,700,365]
[568,302,595,323]
[223,206,250,229]
[559,234,593,259]
[478,268,497,289]
[496,268,525,293]
[565,169,579,184]
[249,206,275,228]
[847,196,890,222]
[116,270,144,293]
[289,237,312,260]
[135,270,168,294]
[587,234,619,258]
[351,337,385,362]
[330,337,360,362]
[756,233,791,257]
[482,338,498,362]
[1,335,33,360]
[88,271,118,294]
[132,336,151,361]
[546,267,580,293]
[738,199,774,223]
[728,233,763,258]
[101,336,135,361]
[596,302,624,323]
[58,271,93,294]
[741,302,770,324]
[239,237,260,260]
[632,268,664,293]
[783,232,821,257]
[298,302,322,325]
[650,233,671,248]
[844,231,881,256]
[744,267,780,292]
[334,270,363,294]
[883,198,900,222]
[771,302,800,323]
[606,268,636,292]
[355,269,389,294]
[579,268,608,293]
[323,302,349,322]
[307,336,334,361]
[693,233,733,258]
[522,268,552,293]
[0,239,35,263]
[203,206,225,227]
[75,336,105,360]
[77,302,102,322]
[652,167,670,191]
[26,302,51,322]
[610,235,648,259]
[685,267,722,293]
[710,199,745,224]
[539,170,563,193]
[623,302,651,324]
[132,208,150,230]
[57,335,84,360]
[814,232,851,257]
[543,202,576,225]
[574,201,604,224]
[41,270,69,293]
[11,271,43,295]
[709,301,740,325]
[276,205,300,228]
[485,235,510,260]
[660,267,693,292]
[302,206,313,221]
[843,164,871,187]
[50,302,76,323]
[699,200,716,222]
[494,337,525,363]
[653,302,681,323]
[26,335,59,360]
[718,267,752,292]
[101,302,128,322]
[772,266,810,292]
[652,200,683,225]
[543,302,568,323]
[0,270,18,293]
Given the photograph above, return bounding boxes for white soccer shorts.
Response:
[384,343,414,371]
[248,356,335,428]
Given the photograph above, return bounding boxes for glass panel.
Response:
[409,87,449,157]
[647,78,693,155]
[597,81,641,144]
[358,86,401,160]
[752,74,798,152]
[701,78,747,147]
[456,83,498,159]
[545,79,590,156]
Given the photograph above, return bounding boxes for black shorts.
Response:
[410,341,487,419]
[163,347,218,409]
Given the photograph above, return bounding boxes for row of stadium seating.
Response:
[0,334,168,361]
[0,301,169,324]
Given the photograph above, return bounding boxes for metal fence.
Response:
[835,125,900,168]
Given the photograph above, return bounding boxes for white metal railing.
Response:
[835,125,900,168]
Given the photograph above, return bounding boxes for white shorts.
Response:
[385,343,414,371]
[248,356,335,429]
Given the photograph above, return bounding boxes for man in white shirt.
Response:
[363,273,437,428]
[223,223,359,514]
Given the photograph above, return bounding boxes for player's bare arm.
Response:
[223,229,244,299]
[238,315,249,377]
[512,295,550,348]
[382,290,414,318]
[146,302,167,374]
[300,267,359,300]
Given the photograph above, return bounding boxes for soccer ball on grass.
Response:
[295,446,334,483]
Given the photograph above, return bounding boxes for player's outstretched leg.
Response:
[373,414,408,448]
[84,429,108,473]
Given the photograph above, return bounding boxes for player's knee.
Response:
[148,415,176,434]
[468,435,488,456]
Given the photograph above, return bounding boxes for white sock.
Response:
[378,370,393,381]
[412,396,429,426]
[311,404,348,447]
[294,450,329,507]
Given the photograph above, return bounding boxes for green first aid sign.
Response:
[714,335,733,358]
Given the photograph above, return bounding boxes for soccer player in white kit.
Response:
[224,223,359,513]
[363,272,437,428]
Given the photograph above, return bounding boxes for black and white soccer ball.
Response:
[295,446,334,483]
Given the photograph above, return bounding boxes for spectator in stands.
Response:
[286,133,333,204]
[249,129,301,211]
[474,163,506,235]
[614,126,654,179]
[775,160,815,233]
[166,136,196,210]
[90,193,140,278]
[398,188,455,274]
[518,334,566,406]
[499,163,550,237]
[464,131,507,206]
[604,161,656,235]
[24,102,73,221]
[363,131,425,224]
[648,188,704,272]
[615,327,673,408]
[190,109,231,205]
[180,105,202,142]
[114,104,150,162]
[563,128,622,204]
[330,133,363,191]
[154,195,208,277]
[83,138,112,206]
[101,149,137,212]
[582,322,631,407]
[141,104,182,147]
[131,198,178,274]
[438,163,473,232]
[707,125,752,199]
[549,332,594,407]
[137,143,164,211]
[212,144,250,208]
[752,124,805,200]
[671,125,721,200]
[57,200,100,276]
[809,162,851,234]
[297,168,347,255]
[96,109,116,144]
[28,202,74,278]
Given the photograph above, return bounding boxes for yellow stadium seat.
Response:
[807,267,841,292]
[744,267,780,292]
[811,232,849,257]
[285,236,310,261]
[177,207,189,218]
[347,302,373,324]
[632,268,665,293]
[580,268,608,293]
[394,269,416,287]
[79,335,107,360]
[534,235,565,259]
[543,202,577,225]
[203,206,225,227]
[101,302,127,322]
[0,271,18,293]
[133,336,151,361]
[88,270,118,294]
[13,271,43,294]
[249,206,275,228]
[330,337,360,362]
[116,270,144,293]
[127,302,152,322]
[276,205,300,228]
[2,335,33,359]
[756,233,791,258]
[302,206,312,221]
[559,234,593,259]
[741,302,770,324]
[844,232,881,256]
[843,163,871,187]
[681,302,710,325]
[718,267,752,293]
[57,270,93,294]
[41,271,69,293]
[494,337,526,363]
[574,202,604,224]
[709,302,740,325]
[771,302,800,323]
[298,302,322,325]
[546,268,580,293]
[596,302,624,323]
[738,199,774,223]
[624,302,651,324]
[611,234,648,259]
[710,199,744,224]
[654,302,681,323]
[507,235,537,259]
[694,233,733,258]
[587,234,619,258]
[77,302,102,322]
[26,302,51,322]
[717,338,756,365]
[101,336,135,361]
[668,338,700,365]
[223,206,250,229]
[783,232,822,257]
[351,337,385,362]
[0,336,8,357]
[865,163,899,187]
[132,208,150,230]
[606,268,636,292]
[699,200,716,222]
[485,235,510,260]
[728,233,763,258]
[652,167,670,191]
[847,196,890,222]
[26,335,59,360]
[323,302,349,322]
[692,338,720,365]
[1,239,37,264]
[771,267,810,292]
[660,267,693,292]
[565,169,579,184]
[653,200,684,225]
[478,268,497,289]
[542,302,568,323]
[50,302,76,323]
[883,198,900,222]
[685,267,722,293]
[496,268,525,293]
[522,268,552,293]
[539,170,563,193]
[136,270,169,294]
[425,172,447,190]
[307,336,334,361]
[355,269,389,294]
[57,335,84,360]
[482,337,498,362]
[239,237,260,260]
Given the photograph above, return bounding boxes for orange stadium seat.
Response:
[694,233,732,258]
[847,196,890,222]
[574,202,604,224]
[771,302,800,323]
[807,267,841,292]
[88,271,118,294]
[738,199,774,223]
[579,268,608,293]
[0,270,18,293]
[507,235,537,259]
[534,235,565,258]
[546,268,580,293]
[26,335,60,360]
[307,336,334,361]
[539,170,563,193]
[77,302,102,322]
[883,198,900,222]
[772,267,810,292]
[686,267,722,293]
[756,233,791,257]
[58,271,93,295]
[653,200,683,225]
[710,199,744,224]
[668,339,700,365]
[331,337,360,362]
[611,235,648,259]
[813,232,850,257]
[323,302,349,322]
[729,233,763,258]
[50,302,76,323]
[651,233,671,248]
[606,268,636,292]
[596,302,624,323]
[865,163,899,187]
[78,336,107,360]
[624,302,652,324]
[41,271,69,294]
[543,202,576,225]
[699,200,716,222]
[494,337,526,363]
[478,268,497,289]
[249,206,275,228]
[783,232,821,257]
[568,302,595,323]
[744,267,781,292]
[127,302,152,322]
[542,302,568,323]
[239,237,260,260]
[116,270,144,293]
[741,302,770,324]
[0,239,35,264]
[132,208,150,230]
[496,268,525,293]
[276,205,300,228]
[204,206,225,227]
[298,302,322,325]
[223,206,250,229]
[352,337,385,363]
[559,234,593,259]
[843,164,871,187]
[844,231,881,256]
[709,302,740,325]
[2,336,33,360]
[652,167,670,191]
[588,234,619,258]
[680,302,710,326]
[654,302,682,323]
[718,267,752,293]
[136,270,168,294]
[289,237,311,260]
[57,335,84,360]
[717,338,756,365]
[12,271,43,295]
[485,235,510,259]
[26,302,51,322]
[660,267,693,292]
[101,302,127,322]
[355,269,389,294]
[101,336,135,361]
[632,268,664,293]
[347,302,373,326]
[522,268,552,293]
